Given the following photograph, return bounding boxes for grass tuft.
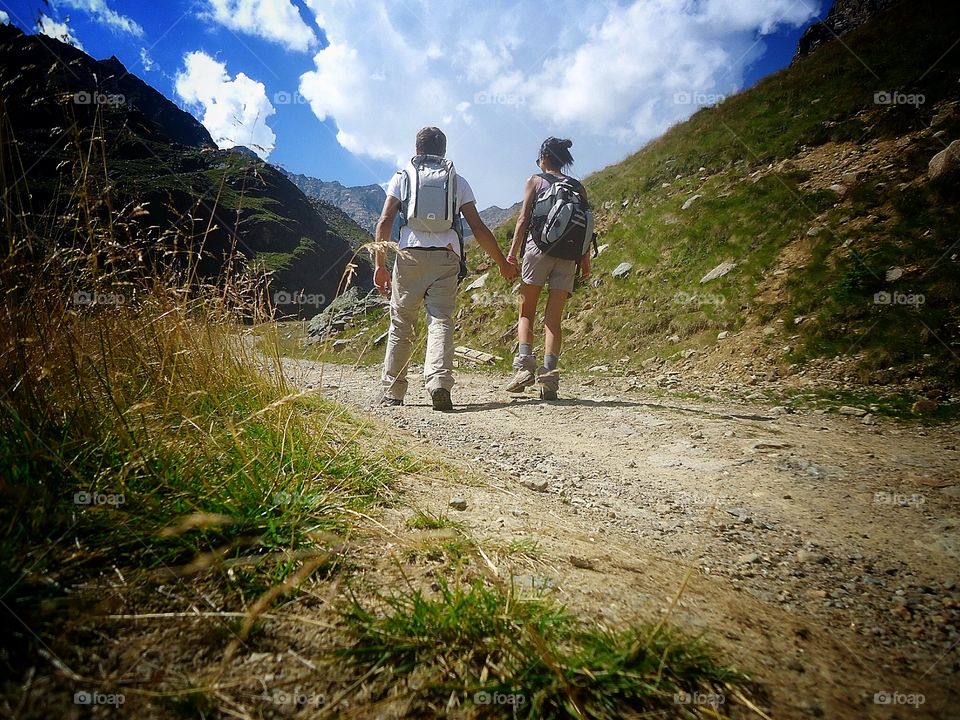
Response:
[342,578,751,718]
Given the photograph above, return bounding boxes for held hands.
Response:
[499,256,519,281]
[374,266,391,296]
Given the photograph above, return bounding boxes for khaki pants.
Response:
[381,248,459,400]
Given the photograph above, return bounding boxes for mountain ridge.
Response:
[282,171,385,234]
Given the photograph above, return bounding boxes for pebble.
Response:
[797,549,829,564]
[521,478,549,492]
[838,405,867,417]
[449,497,468,511]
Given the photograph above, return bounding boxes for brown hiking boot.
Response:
[537,369,559,401]
[505,368,536,393]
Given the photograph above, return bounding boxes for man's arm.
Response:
[373,196,400,295]
[461,201,518,280]
[508,176,539,263]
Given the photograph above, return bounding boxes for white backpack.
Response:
[399,155,457,233]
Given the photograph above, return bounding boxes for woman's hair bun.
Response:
[560,139,573,149]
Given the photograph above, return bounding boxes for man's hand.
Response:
[579,254,591,281]
[374,266,391,296]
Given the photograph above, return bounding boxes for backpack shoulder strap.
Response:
[398,167,412,233]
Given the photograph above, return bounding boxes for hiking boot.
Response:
[505,368,536,393]
[430,387,454,412]
[537,368,559,401]
[380,396,403,407]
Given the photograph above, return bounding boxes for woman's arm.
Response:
[508,175,539,263]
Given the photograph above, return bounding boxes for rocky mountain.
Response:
[794,0,900,61]
[282,172,385,234]
[0,24,370,318]
[463,202,522,237]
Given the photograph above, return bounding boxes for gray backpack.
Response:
[396,154,468,283]
[399,155,458,233]
[529,173,595,262]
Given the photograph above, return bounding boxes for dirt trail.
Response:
[280,359,960,720]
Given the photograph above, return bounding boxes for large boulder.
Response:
[928,140,960,179]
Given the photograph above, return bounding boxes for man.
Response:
[374,126,517,411]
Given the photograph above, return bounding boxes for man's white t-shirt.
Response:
[385,170,476,257]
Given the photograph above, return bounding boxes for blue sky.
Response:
[0,0,828,208]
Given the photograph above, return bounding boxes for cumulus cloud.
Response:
[175,51,276,158]
[204,0,317,52]
[37,13,84,49]
[0,10,9,24]
[297,0,820,206]
[58,0,144,37]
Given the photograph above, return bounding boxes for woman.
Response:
[505,137,591,400]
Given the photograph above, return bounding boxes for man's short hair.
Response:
[416,126,446,156]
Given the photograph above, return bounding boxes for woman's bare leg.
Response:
[543,288,569,358]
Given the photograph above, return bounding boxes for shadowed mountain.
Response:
[0,24,371,318]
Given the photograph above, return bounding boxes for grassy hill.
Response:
[321,0,959,398]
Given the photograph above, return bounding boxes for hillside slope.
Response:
[448,0,959,396]
[0,25,371,317]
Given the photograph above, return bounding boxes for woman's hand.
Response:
[579,254,591,281]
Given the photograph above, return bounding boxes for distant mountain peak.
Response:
[282,170,385,234]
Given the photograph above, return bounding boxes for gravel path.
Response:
[280,358,960,719]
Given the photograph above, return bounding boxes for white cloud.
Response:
[139,47,157,72]
[57,0,144,37]
[297,0,820,207]
[204,0,316,52]
[0,10,9,24]
[37,13,84,50]
[175,51,276,158]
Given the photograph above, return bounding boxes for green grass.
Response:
[406,510,463,530]
[780,388,960,422]
[342,578,749,718]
